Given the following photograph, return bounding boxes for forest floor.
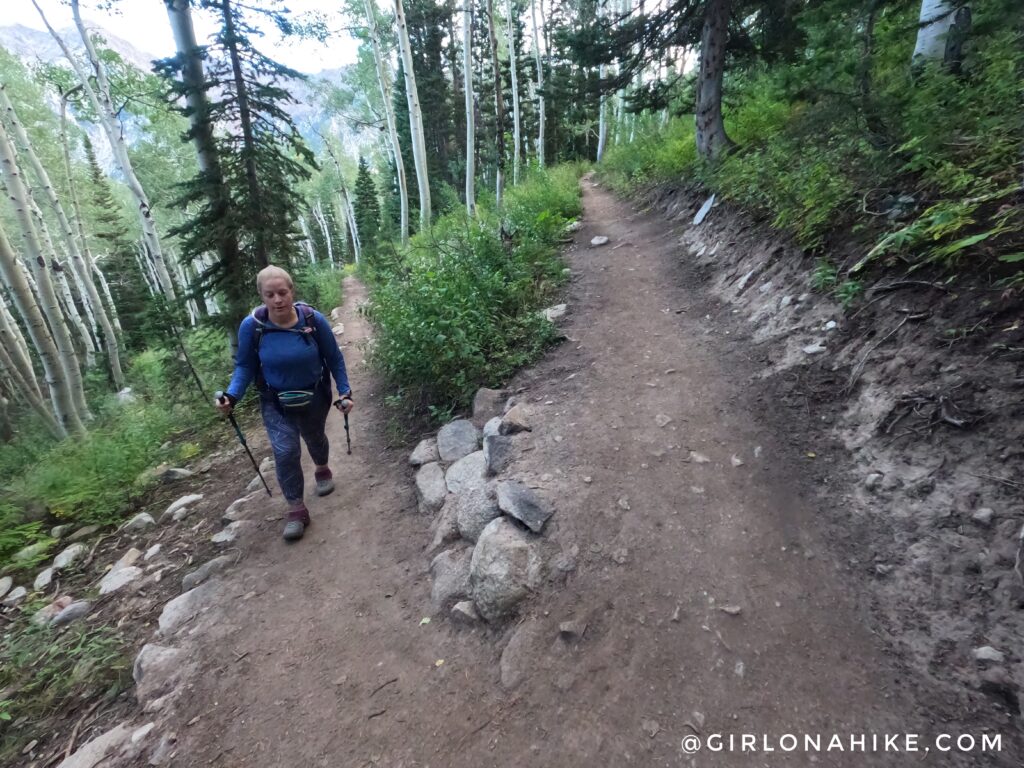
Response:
[107,179,1020,766]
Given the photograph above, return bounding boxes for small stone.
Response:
[496,480,554,533]
[32,595,73,625]
[758,281,773,294]
[53,542,88,570]
[617,497,631,511]
[802,342,827,355]
[123,512,156,532]
[973,646,1005,663]
[689,451,711,464]
[0,576,11,599]
[499,404,531,435]
[259,456,274,474]
[450,600,480,625]
[730,454,744,467]
[159,466,194,483]
[409,438,440,467]
[611,547,629,565]
[2,586,27,606]
[112,548,143,572]
[211,520,252,545]
[543,304,567,321]
[565,220,582,233]
[654,414,673,428]
[51,524,74,539]
[131,723,156,744]
[590,236,609,247]
[182,556,233,591]
[221,492,262,525]
[719,604,743,615]
[163,494,204,522]
[865,472,884,491]
[483,435,516,476]
[430,548,473,611]
[68,525,100,542]
[51,600,91,628]
[332,323,345,335]
[54,723,133,768]
[482,416,502,438]
[823,320,838,331]
[972,507,995,527]
[145,544,162,561]
[99,566,143,595]
[34,567,54,591]
[583,476,592,484]
[779,296,792,308]
[641,718,661,738]
[693,194,715,225]
[559,620,588,640]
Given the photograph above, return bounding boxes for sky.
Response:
[6,0,360,74]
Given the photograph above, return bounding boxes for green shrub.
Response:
[292,262,345,312]
[367,167,582,415]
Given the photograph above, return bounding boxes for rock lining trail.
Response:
[158,181,1015,766]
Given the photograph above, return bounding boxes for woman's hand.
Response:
[214,391,234,416]
[334,395,354,415]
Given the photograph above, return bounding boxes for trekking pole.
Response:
[215,390,272,497]
[334,397,352,454]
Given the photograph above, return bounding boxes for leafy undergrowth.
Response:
[599,0,1023,304]
[366,166,584,422]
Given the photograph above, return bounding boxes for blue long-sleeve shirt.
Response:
[226,307,351,401]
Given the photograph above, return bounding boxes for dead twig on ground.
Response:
[845,315,912,394]
[61,698,103,761]
[370,677,398,697]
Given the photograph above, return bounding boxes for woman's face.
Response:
[261,277,294,318]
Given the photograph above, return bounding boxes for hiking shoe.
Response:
[314,468,335,497]
[282,508,310,542]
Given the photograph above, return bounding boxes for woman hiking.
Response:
[216,265,353,541]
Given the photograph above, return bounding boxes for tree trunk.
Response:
[394,0,433,230]
[0,291,41,401]
[530,0,545,167]
[31,0,177,299]
[363,0,410,245]
[165,0,247,316]
[694,0,734,160]
[2,82,125,388]
[0,119,89,425]
[486,0,507,207]
[912,0,955,62]
[464,3,477,215]
[0,222,78,437]
[341,190,362,265]
[299,215,317,264]
[312,201,334,265]
[507,0,522,184]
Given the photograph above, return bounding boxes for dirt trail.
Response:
[172,182,1010,766]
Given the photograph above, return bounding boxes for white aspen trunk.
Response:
[0,290,40,400]
[32,0,176,300]
[299,216,317,264]
[198,253,221,314]
[485,0,506,208]
[91,260,122,334]
[597,62,608,161]
[134,243,159,297]
[0,222,77,437]
[531,0,546,166]
[507,0,522,184]
[171,256,198,326]
[1,82,124,388]
[312,201,334,265]
[394,0,433,229]
[913,0,955,61]
[54,265,96,368]
[0,119,90,422]
[333,195,350,262]
[341,190,361,265]
[464,3,477,215]
[0,322,59,437]
[363,0,410,245]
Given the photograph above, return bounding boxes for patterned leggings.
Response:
[260,387,331,503]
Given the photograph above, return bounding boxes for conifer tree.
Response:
[353,156,381,260]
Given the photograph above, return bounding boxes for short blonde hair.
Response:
[256,265,294,294]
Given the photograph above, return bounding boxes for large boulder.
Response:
[427,499,460,554]
[496,480,554,533]
[454,483,501,543]
[415,462,447,514]
[445,451,487,495]
[430,547,473,612]
[161,493,204,523]
[437,419,481,462]
[470,518,543,622]
[158,582,218,637]
[471,388,507,427]
[55,723,133,768]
